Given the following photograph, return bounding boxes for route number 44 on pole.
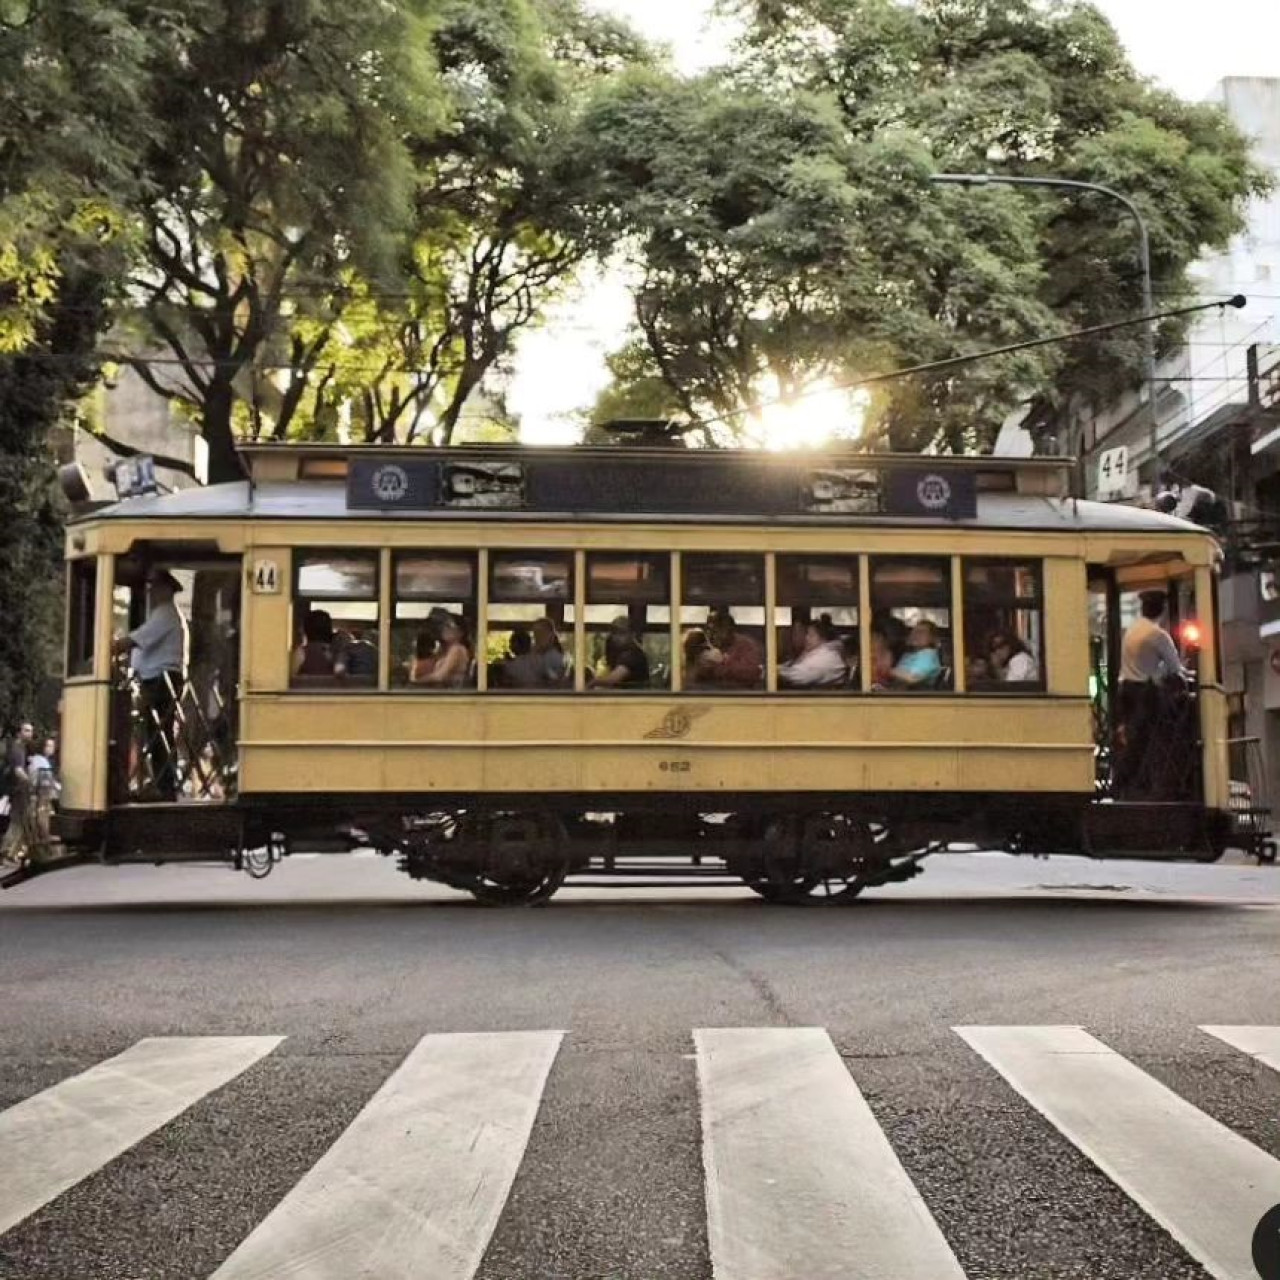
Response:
[1097,446,1135,502]
[251,560,281,594]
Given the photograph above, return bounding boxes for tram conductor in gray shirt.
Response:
[113,569,189,801]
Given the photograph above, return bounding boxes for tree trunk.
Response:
[202,380,241,484]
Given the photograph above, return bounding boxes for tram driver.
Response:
[1115,590,1190,797]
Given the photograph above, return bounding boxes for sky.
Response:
[507,0,1280,443]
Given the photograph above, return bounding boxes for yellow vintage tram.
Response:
[35,443,1235,903]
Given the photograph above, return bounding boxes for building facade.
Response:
[1084,78,1280,808]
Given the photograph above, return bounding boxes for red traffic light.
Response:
[1181,621,1203,649]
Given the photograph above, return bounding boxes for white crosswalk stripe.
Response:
[210,1030,564,1280]
[957,1024,1280,1280]
[1201,1024,1280,1073]
[695,1027,966,1280]
[0,1036,282,1236]
[4,1024,1280,1280]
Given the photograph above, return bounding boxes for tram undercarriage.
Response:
[23,790,1236,903]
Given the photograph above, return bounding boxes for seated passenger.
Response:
[779,615,849,688]
[870,629,896,689]
[408,622,441,684]
[990,633,1038,683]
[590,617,650,688]
[874,613,909,664]
[701,609,763,689]
[293,609,336,676]
[890,621,943,688]
[532,617,571,687]
[967,654,993,685]
[786,618,809,663]
[501,627,544,688]
[335,626,378,680]
[418,614,471,687]
[683,627,721,687]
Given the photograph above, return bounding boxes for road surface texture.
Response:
[1,850,1278,1280]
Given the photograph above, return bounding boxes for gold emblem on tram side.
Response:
[644,706,710,740]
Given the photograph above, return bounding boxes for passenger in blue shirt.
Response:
[891,621,943,688]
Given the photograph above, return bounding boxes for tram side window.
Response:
[291,553,380,689]
[681,554,765,692]
[585,553,670,690]
[488,552,574,690]
[776,555,859,691]
[869,557,953,691]
[66,559,97,677]
[392,553,478,690]
[963,560,1044,690]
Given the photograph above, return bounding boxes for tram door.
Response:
[109,551,241,806]
[1087,567,1120,793]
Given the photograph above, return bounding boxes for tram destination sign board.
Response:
[347,455,977,521]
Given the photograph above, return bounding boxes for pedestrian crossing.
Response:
[2,1025,1277,1280]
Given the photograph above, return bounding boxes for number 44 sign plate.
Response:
[1096,446,1135,501]
[251,559,281,594]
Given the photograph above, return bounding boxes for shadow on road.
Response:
[0,892,1257,918]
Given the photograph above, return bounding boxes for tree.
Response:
[300,0,652,445]
[591,0,1269,451]
[0,0,165,726]
[114,0,440,481]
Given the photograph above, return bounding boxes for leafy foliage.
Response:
[297,0,651,445]
[594,0,1270,450]
[0,0,165,726]
[119,0,440,480]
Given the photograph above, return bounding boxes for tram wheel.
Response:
[468,863,569,906]
[744,815,876,906]
[745,875,863,905]
[461,810,569,907]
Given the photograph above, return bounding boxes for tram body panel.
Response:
[58,682,110,813]
[31,446,1241,900]
[234,694,1095,797]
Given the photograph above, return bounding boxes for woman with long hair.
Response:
[419,614,471,687]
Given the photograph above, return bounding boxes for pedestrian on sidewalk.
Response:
[1,721,36,867]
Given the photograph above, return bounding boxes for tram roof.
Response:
[84,477,1207,536]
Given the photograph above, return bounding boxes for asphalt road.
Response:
[2,851,1279,1280]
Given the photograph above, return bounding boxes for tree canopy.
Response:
[591,0,1270,451]
[0,0,172,726]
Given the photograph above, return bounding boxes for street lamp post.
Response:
[928,172,1158,475]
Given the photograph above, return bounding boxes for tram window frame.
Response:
[868,556,954,692]
[584,552,671,692]
[290,551,381,691]
[962,559,1045,693]
[487,550,576,693]
[391,551,479,692]
[775,554,859,693]
[680,553,766,693]
[66,558,98,679]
